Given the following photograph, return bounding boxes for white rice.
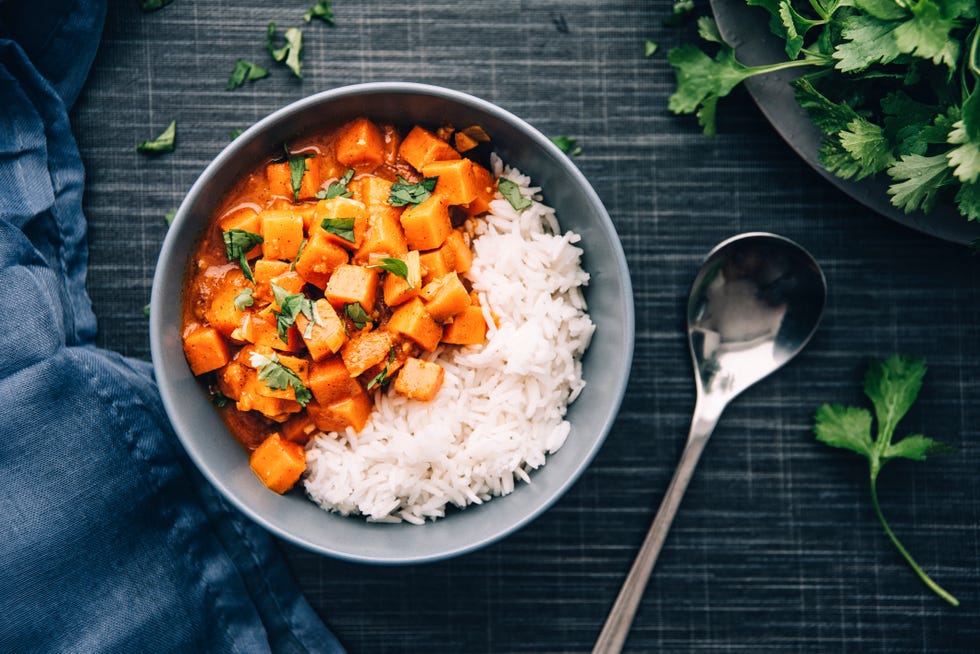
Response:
[302,155,595,523]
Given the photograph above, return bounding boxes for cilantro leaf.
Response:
[892,0,960,71]
[497,178,532,211]
[367,257,412,288]
[305,0,334,23]
[222,229,264,282]
[230,128,244,141]
[343,302,369,330]
[164,210,176,226]
[387,176,438,207]
[887,153,954,214]
[137,120,176,153]
[663,0,694,27]
[551,136,582,156]
[251,351,312,406]
[270,283,314,343]
[366,348,397,390]
[228,59,269,90]
[142,303,151,318]
[284,144,314,201]
[267,23,303,78]
[813,354,957,606]
[644,40,658,57]
[317,168,355,199]
[836,117,895,180]
[233,287,254,311]
[955,180,980,221]
[321,218,356,243]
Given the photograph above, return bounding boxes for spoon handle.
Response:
[592,424,714,654]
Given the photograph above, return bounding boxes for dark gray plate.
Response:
[710,0,980,245]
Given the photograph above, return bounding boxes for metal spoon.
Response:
[593,233,826,654]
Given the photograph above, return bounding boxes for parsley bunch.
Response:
[669,1,980,221]
[813,354,957,605]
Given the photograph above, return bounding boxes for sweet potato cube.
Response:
[293,229,349,289]
[183,327,230,375]
[205,275,250,339]
[249,433,306,494]
[240,311,303,352]
[419,247,454,285]
[266,155,321,201]
[295,299,347,361]
[443,229,473,274]
[382,250,422,307]
[308,356,364,405]
[279,414,318,445]
[236,366,302,419]
[420,272,470,323]
[398,126,460,171]
[341,330,393,378]
[353,210,408,264]
[421,159,479,206]
[220,209,263,258]
[260,210,305,261]
[463,162,495,217]
[313,197,368,250]
[441,305,488,345]
[393,357,445,402]
[269,271,306,309]
[386,297,442,351]
[307,393,373,433]
[357,175,403,223]
[253,352,308,401]
[252,259,290,303]
[400,194,452,251]
[335,117,385,168]
[324,264,379,311]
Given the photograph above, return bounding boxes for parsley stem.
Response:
[742,57,829,78]
[868,477,959,606]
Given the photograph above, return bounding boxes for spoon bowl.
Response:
[594,233,826,653]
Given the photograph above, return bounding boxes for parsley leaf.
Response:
[814,354,957,606]
[497,178,533,211]
[137,120,176,153]
[250,351,312,406]
[367,257,412,288]
[267,23,303,78]
[321,217,356,243]
[230,128,244,141]
[228,59,269,90]
[343,302,369,330]
[222,229,264,282]
[387,176,438,207]
[644,40,658,58]
[305,0,335,23]
[270,283,314,343]
[164,210,176,226]
[317,168,355,199]
[233,287,254,311]
[551,136,582,156]
[366,348,397,390]
[284,144,314,201]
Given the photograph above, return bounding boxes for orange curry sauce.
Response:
[180,118,496,493]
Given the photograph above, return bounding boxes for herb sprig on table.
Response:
[668,1,980,221]
[813,354,958,606]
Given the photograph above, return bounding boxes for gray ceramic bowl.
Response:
[150,82,634,564]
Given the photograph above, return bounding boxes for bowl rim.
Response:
[150,81,635,563]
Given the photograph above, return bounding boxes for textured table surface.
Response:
[71,1,980,652]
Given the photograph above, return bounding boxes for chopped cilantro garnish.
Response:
[211,390,233,408]
[284,144,314,201]
[164,210,176,226]
[250,351,312,406]
[644,40,658,57]
[270,283,314,343]
[142,303,151,318]
[551,136,582,156]
[228,59,269,90]
[498,177,532,211]
[137,120,176,154]
[343,302,369,330]
[304,0,335,24]
[317,168,355,199]
[367,257,412,288]
[230,128,244,141]
[387,176,438,207]
[321,217,356,243]
[222,229,264,282]
[267,23,303,78]
[233,287,254,311]
[366,348,397,390]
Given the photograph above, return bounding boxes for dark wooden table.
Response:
[72,1,980,651]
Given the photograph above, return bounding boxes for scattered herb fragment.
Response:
[142,303,151,318]
[344,302,369,330]
[664,0,695,27]
[222,229,263,282]
[813,354,958,606]
[284,144,314,201]
[230,128,244,140]
[367,257,412,288]
[321,217,356,243]
[498,177,532,211]
[304,0,334,23]
[233,287,254,311]
[228,59,269,90]
[164,210,176,226]
[551,136,582,156]
[139,0,172,12]
[137,120,176,153]
[270,283,314,343]
[387,176,438,207]
[645,40,658,57]
[317,168,355,199]
[267,23,304,78]
[250,351,312,406]
[291,239,307,270]
[211,390,232,408]
[366,348,397,390]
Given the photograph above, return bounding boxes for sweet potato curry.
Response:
[181,118,500,494]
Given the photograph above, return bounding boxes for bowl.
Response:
[150,82,634,564]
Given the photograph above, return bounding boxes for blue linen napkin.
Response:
[0,2,344,651]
